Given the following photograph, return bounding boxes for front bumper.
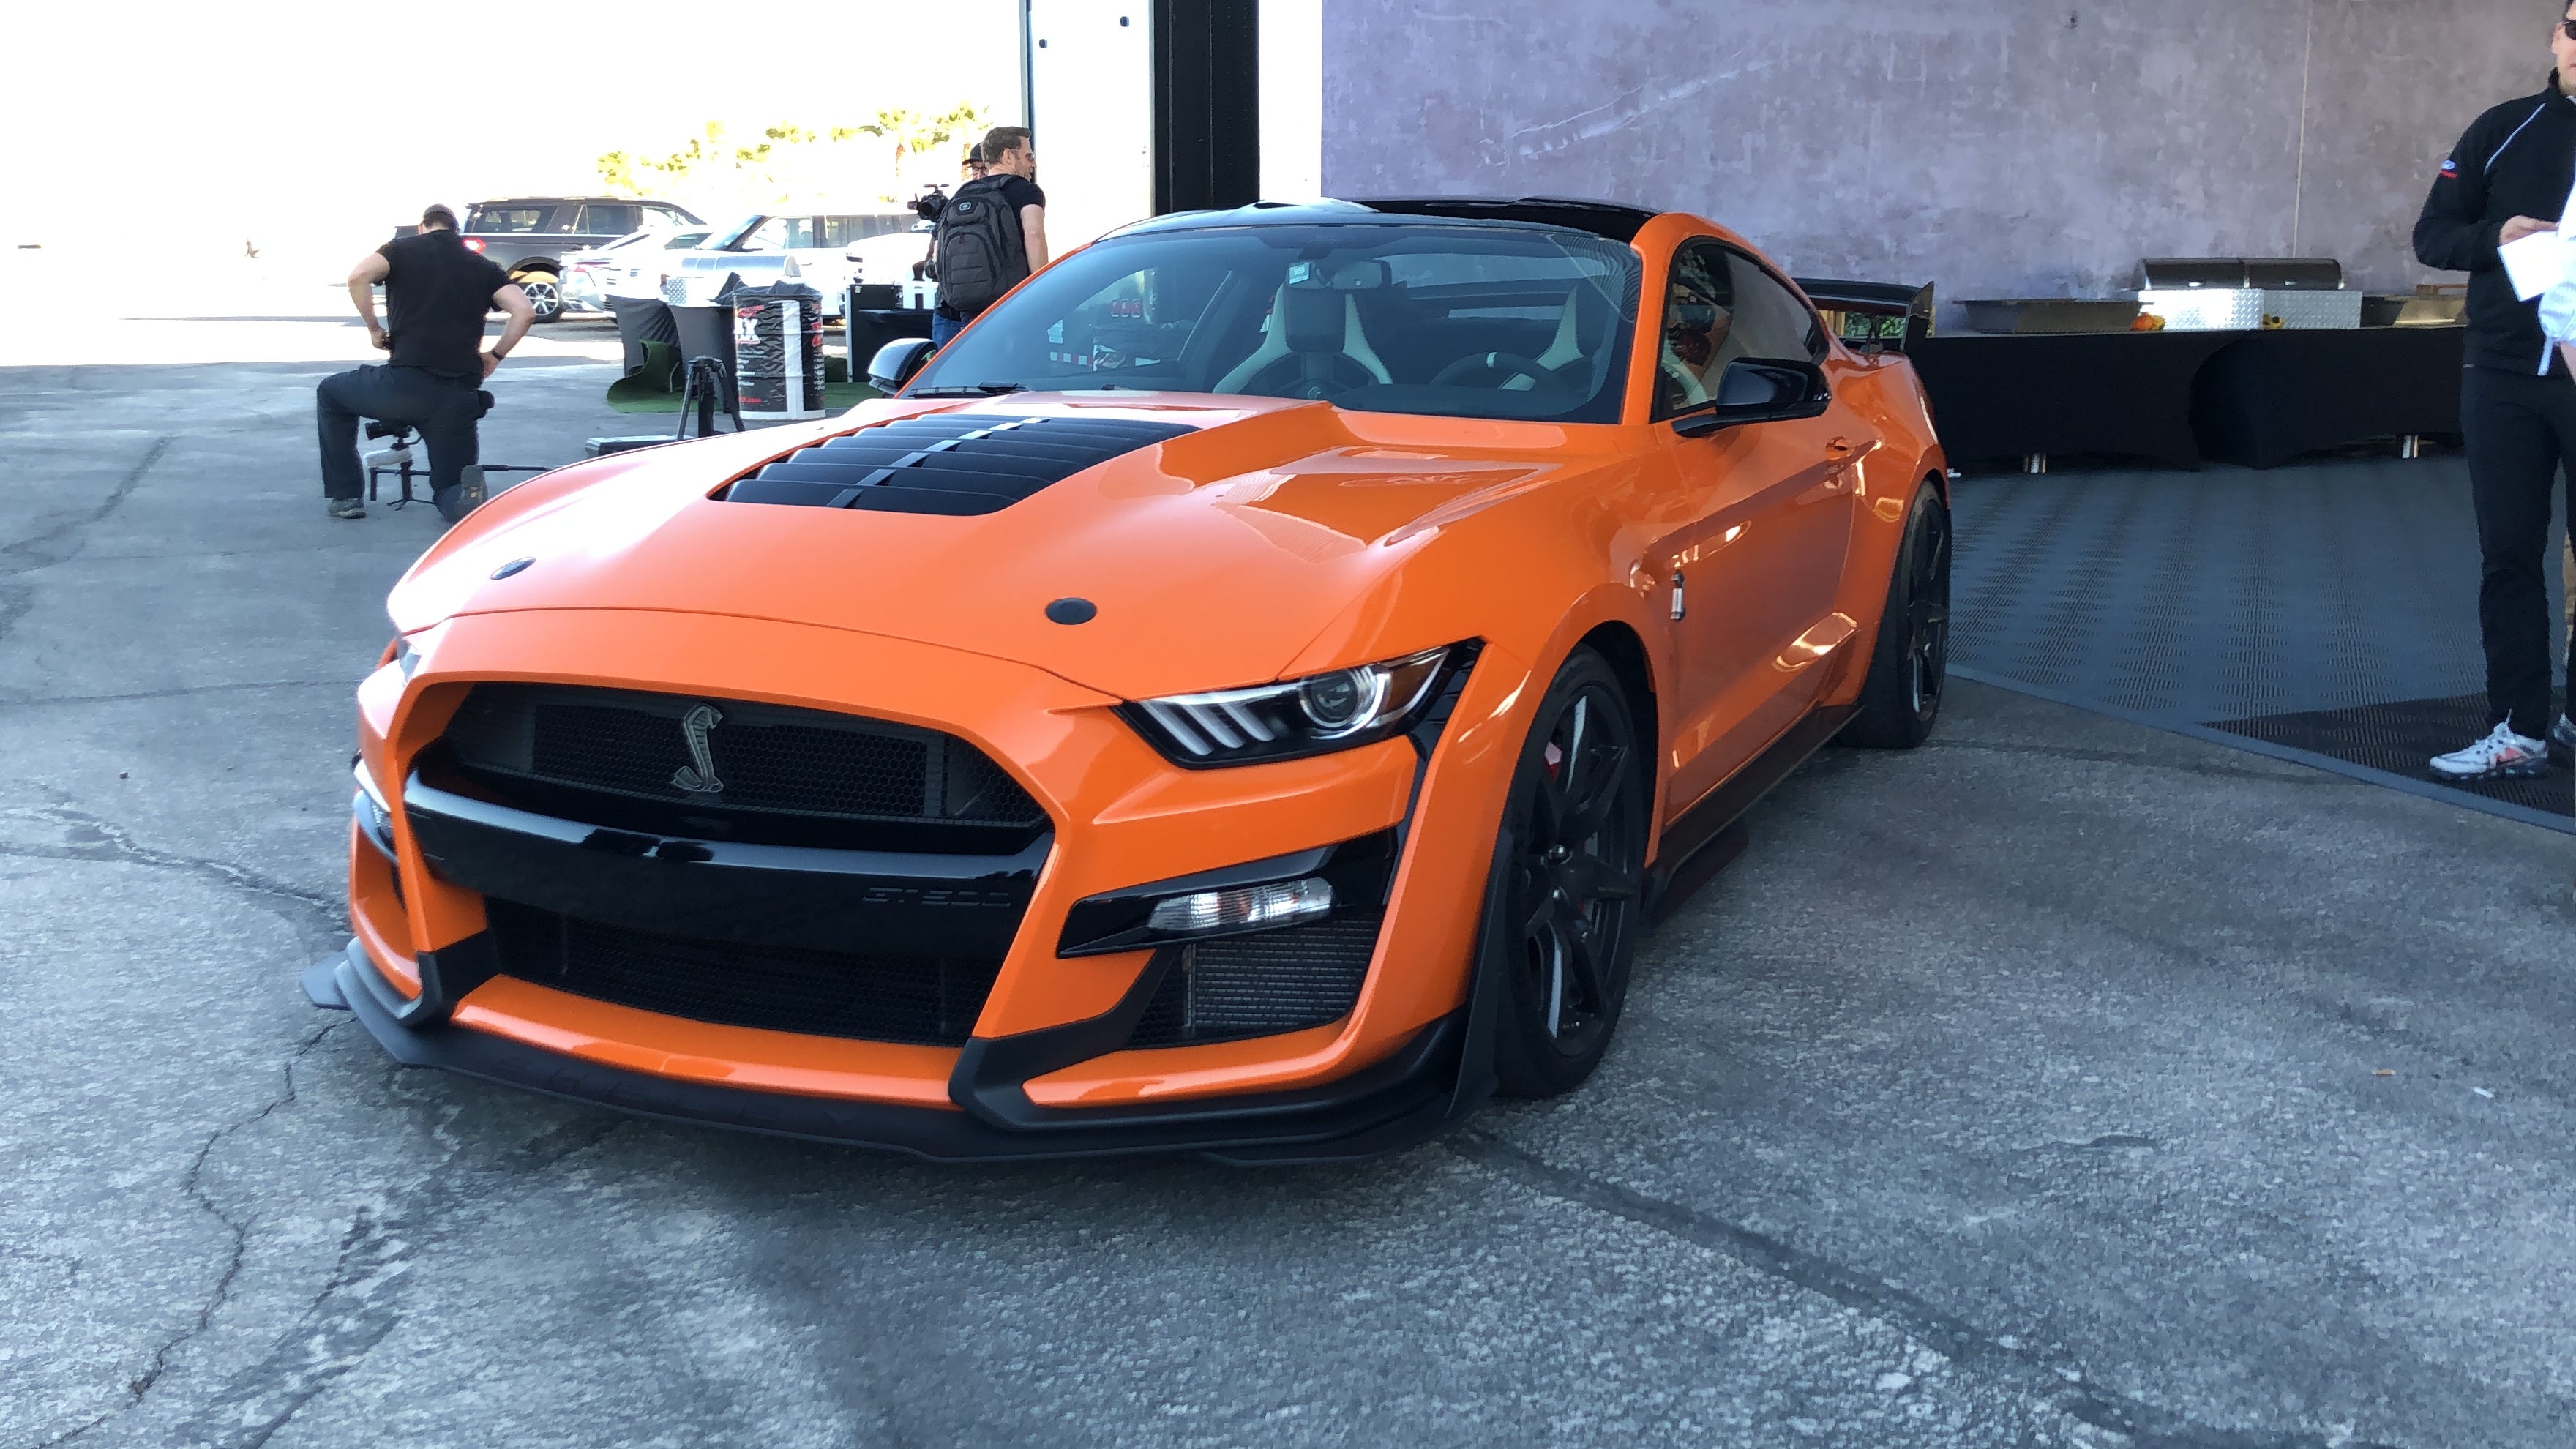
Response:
[327,610,1524,1161]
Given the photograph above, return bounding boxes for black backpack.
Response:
[928,176,1027,316]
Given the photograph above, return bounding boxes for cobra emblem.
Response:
[670,703,724,793]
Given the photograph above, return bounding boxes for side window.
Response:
[578,203,640,234]
[466,206,552,234]
[643,204,692,227]
[738,217,790,251]
[1653,242,1731,419]
[1652,241,1826,419]
[1721,249,1828,364]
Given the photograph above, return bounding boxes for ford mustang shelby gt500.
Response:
[307,197,1950,1162]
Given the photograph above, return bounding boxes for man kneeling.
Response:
[318,203,531,523]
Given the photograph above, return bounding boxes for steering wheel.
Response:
[1431,351,1562,392]
[1235,353,1381,400]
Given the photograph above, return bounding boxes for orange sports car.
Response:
[306,197,1950,1161]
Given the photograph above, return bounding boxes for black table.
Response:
[1910,330,2242,469]
[847,308,934,379]
[2191,326,2466,468]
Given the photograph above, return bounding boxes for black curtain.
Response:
[1153,0,1261,214]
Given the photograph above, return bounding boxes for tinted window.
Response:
[910,222,1640,424]
[815,214,913,247]
[730,217,793,251]
[466,205,555,234]
[662,230,711,249]
[1653,241,1827,419]
[577,203,641,234]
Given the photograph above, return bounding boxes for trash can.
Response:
[731,281,827,421]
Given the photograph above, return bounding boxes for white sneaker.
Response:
[2429,722,2551,781]
[2550,713,2575,762]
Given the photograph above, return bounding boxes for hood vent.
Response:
[724,413,1198,517]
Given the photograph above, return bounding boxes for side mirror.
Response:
[867,337,936,394]
[1671,358,1830,437]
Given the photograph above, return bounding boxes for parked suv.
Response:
[460,198,703,322]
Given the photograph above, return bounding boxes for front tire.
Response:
[1483,648,1650,1098]
[516,271,563,323]
[1844,482,1950,749]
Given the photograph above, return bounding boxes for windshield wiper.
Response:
[908,383,1027,397]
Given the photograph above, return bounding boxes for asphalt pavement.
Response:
[3,324,2572,1448]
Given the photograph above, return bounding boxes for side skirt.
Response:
[1644,704,1856,926]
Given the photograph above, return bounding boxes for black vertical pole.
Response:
[1153,0,1261,214]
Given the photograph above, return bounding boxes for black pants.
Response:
[316,364,480,501]
[2460,364,2576,738]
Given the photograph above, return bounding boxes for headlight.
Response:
[1120,645,1461,767]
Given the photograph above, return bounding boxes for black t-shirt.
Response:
[377,230,510,380]
[992,174,1045,221]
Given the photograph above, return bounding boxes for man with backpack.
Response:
[928,127,1049,348]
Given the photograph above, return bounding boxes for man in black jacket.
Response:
[2415,10,2576,779]
[318,204,533,524]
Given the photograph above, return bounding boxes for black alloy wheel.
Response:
[1846,482,1951,749]
[1486,648,1650,1098]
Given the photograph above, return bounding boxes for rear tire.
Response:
[516,271,563,323]
[1844,482,1950,750]
[1482,648,1650,1099]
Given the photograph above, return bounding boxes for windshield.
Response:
[908,222,1641,424]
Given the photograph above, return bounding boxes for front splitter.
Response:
[308,941,1469,1165]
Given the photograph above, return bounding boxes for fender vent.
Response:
[724,413,1197,516]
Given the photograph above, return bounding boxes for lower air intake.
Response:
[484,898,1000,1046]
[1125,908,1384,1049]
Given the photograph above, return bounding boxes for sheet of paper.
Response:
[2501,228,2564,302]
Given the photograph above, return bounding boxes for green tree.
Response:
[856,102,988,192]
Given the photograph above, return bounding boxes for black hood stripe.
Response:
[726,414,1199,516]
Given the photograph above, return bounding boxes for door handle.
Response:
[1824,437,1859,460]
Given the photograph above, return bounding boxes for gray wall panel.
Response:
[1320,1,2552,318]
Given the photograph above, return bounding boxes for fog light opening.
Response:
[1145,877,1333,936]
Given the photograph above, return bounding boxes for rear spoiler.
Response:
[1794,278,1934,353]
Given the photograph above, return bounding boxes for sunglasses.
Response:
[2564,18,2576,39]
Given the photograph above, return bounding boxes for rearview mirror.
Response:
[1671,358,1830,437]
[868,337,936,394]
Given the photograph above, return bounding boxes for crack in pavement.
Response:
[1451,1134,2399,1449]
[37,1021,348,1449]
[0,437,169,649]
[0,801,342,937]
[174,1117,627,1448]
[0,680,346,711]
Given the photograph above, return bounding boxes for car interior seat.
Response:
[1215,262,1396,397]
[1508,282,1618,392]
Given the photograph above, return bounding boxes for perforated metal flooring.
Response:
[1950,456,2572,833]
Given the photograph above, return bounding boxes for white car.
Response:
[845,220,936,291]
[560,227,714,314]
[688,211,920,317]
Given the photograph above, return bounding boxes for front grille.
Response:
[484,898,1000,1046]
[442,684,1046,851]
[1126,909,1384,1049]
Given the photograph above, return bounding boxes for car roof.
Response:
[468,196,680,209]
[1116,196,1663,244]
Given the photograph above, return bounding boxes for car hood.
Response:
[390,395,1606,700]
